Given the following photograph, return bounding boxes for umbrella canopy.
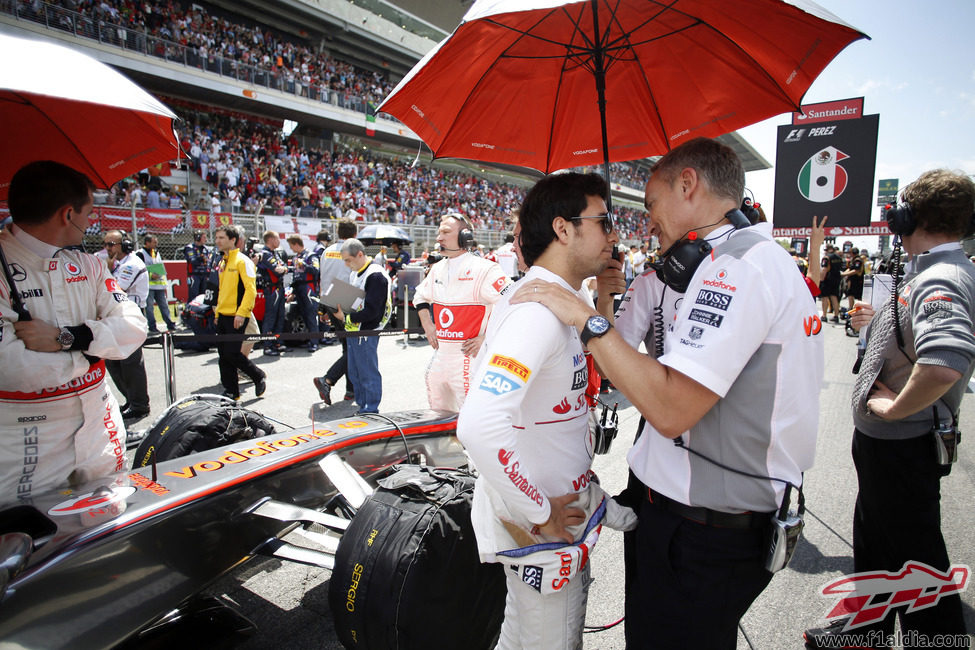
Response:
[357,224,413,245]
[0,33,180,199]
[379,0,867,175]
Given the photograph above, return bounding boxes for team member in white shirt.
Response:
[515,137,824,649]
[458,172,634,650]
[414,213,508,411]
[493,232,520,280]
[103,231,151,421]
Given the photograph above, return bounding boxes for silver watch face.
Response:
[58,328,74,347]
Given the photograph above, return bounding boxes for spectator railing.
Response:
[2,2,396,121]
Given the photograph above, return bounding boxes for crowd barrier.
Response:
[152,325,426,406]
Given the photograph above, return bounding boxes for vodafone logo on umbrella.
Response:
[798,146,849,203]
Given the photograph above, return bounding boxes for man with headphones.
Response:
[102,230,151,422]
[0,161,147,502]
[806,170,975,648]
[515,137,824,648]
[413,213,509,411]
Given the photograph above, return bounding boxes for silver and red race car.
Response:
[0,405,467,649]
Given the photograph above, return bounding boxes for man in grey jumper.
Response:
[806,169,975,648]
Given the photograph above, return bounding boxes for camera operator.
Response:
[805,170,975,647]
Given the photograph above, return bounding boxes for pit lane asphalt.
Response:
[123,322,975,649]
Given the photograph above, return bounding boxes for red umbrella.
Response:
[0,33,180,199]
[379,0,867,177]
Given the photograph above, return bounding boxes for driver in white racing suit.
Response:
[414,213,508,411]
[458,173,634,649]
[0,161,147,503]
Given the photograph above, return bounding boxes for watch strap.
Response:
[64,325,94,351]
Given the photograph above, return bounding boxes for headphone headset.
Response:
[655,208,751,293]
[443,213,475,251]
[885,201,975,239]
[119,232,134,254]
[884,202,916,237]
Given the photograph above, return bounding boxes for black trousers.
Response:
[106,345,149,410]
[624,495,772,649]
[216,314,263,396]
[851,429,968,648]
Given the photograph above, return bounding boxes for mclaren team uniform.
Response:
[625,223,824,647]
[413,252,508,411]
[458,266,635,650]
[0,226,147,503]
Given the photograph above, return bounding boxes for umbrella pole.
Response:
[591,0,613,213]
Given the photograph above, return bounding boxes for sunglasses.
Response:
[103,241,118,247]
[569,212,615,234]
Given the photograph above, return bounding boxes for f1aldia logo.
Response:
[798,146,849,203]
[817,561,969,631]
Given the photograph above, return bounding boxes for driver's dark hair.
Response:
[518,172,607,267]
[8,160,95,225]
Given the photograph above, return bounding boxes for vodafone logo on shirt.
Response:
[433,303,485,340]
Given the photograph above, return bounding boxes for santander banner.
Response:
[793,97,864,125]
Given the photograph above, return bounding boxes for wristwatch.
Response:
[580,315,612,346]
[56,327,75,350]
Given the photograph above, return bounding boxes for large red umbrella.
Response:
[0,33,180,199]
[379,0,867,178]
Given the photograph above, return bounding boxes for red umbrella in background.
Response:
[379,0,867,180]
[0,33,180,199]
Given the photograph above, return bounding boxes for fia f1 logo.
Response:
[798,146,849,203]
[817,561,969,631]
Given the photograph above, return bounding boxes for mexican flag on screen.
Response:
[797,146,849,203]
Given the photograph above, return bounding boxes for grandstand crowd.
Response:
[10,0,652,240]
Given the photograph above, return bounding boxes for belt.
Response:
[647,487,770,530]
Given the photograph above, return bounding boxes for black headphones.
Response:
[884,202,916,237]
[656,208,751,293]
[445,213,475,250]
[120,233,135,254]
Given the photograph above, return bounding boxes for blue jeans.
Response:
[145,288,175,331]
[262,285,286,349]
[347,335,381,413]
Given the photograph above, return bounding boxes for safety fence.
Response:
[152,324,425,406]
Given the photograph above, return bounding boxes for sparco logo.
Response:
[17,415,47,423]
